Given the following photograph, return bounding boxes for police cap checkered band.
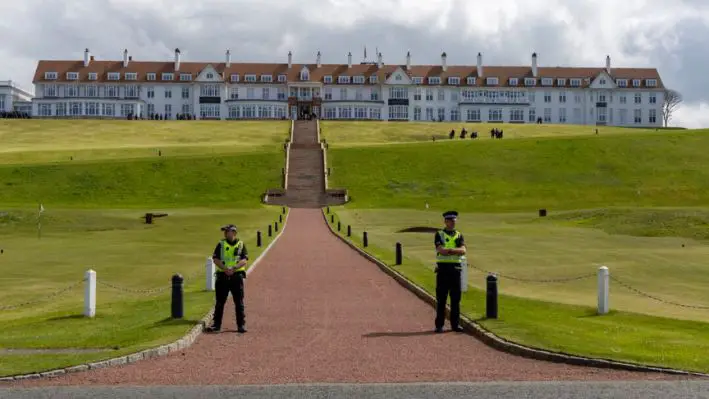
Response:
[443,211,458,220]
[220,224,237,232]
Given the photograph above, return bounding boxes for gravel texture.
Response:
[1,208,698,387]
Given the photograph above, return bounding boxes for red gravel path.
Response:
[5,209,693,386]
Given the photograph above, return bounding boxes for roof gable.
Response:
[196,64,223,82]
[385,67,412,85]
[589,70,616,89]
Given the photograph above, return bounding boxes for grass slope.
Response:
[328,131,709,211]
[0,120,289,165]
[320,121,678,147]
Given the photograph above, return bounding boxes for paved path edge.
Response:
[0,208,291,383]
[320,209,709,379]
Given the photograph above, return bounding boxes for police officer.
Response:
[205,224,249,333]
[434,211,467,333]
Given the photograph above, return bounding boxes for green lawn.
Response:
[319,121,682,147]
[322,126,709,372]
[0,120,288,376]
[327,131,709,211]
[0,120,289,165]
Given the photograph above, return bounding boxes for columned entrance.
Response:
[287,83,322,120]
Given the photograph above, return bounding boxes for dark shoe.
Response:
[452,326,464,333]
[237,325,247,333]
[205,325,220,333]
[435,327,444,333]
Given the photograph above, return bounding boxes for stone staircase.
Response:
[265,120,348,208]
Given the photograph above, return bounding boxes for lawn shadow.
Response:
[47,314,89,321]
[151,317,203,327]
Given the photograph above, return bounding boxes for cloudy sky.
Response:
[1,0,707,127]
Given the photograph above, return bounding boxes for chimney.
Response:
[288,51,292,68]
[605,55,611,74]
[347,52,352,68]
[476,52,483,77]
[174,48,181,71]
[90,55,95,61]
[377,52,383,69]
[123,49,129,67]
[316,51,321,68]
[84,48,90,67]
[441,52,447,72]
[406,51,411,71]
[226,49,231,68]
[532,52,538,77]
[129,56,133,61]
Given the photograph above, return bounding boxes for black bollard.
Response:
[257,231,262,247]
[145,213,153,224]
[326,206,330,214]
[363,231,368,247]
[279,214,283,223]
[486,274,498,319]
[171,274,184,319]
[275,221,279,232]
[337,221,341,231]
[282,206,286,214]
[395,242,402,265]
[268,224,272,237]
[539,209,547,217]
[330,215,334,223]
[347,225,351,237]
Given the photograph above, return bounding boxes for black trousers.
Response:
[212,272,245,329]
[435,263,462,329]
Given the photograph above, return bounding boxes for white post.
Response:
[460,256,468,292]
[206,256,215,291]
[84,269,96,318]
[597,266,609,315]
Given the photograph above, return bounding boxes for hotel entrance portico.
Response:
[288,83,322,120]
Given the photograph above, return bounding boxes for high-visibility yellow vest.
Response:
[436,230,463,263]
[220,239,245,272]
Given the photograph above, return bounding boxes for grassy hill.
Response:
[328,130,709,211]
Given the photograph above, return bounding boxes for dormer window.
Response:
[646,79,657,87]
[369,75,378,84]
[353,75,365,84]
[261,75,273,82]
[412,77,423,84]
[108,72,120,81]
[570,78,581,87]
[245,74,257,82]
[230,74,240,82]
[557,78,566,86]
[616,79,627,87]
[338,75,350,84]
[509,78,518,86]
[300,71,309,81]
[486,77,499,85]
[180,73,192,81]
[278,74,287,82]
[161,73,173,81]
[44,72,57,80]
[66,72,79,80]
[125,72,138,80]
[147,73,156,81]
[632,79,641,87]
[324,75,333,84]
[88,73,97,81]
[541,78,553,86]
[524,78,536,86]
[428,77,441,85]
[466,77,476,85]
[448,77,460,85]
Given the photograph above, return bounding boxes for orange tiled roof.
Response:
[32,58,664,89]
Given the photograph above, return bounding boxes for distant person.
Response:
[205,224,249,333]
[449,129,455,139]
[433,211,467,333]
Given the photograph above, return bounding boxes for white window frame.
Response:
[448,77,460,85]
[230,74,239,82]
[646,79,657,87]
[125,73,138,81]
[161,73,174,81]
[509,78,518,86]
[44,72,58,80]
[180,73,192,81]
[570,79,581,87]
[428,77,441,85]
[616,79,627,87]
[338,75,351,84]
[108,72,120,81]
[88,73,97,81]
[261,75,273,82]
[557,78,566,86]
[278,74,287,82]
[541,78,553,86]
[245,74,257,82]
[412,77,423,84]
[486,77,499,85]
[324,75,333,84]
[466,77,476,85]
[353,76,365,84]
[66,72,79,80]
[369,75,378,84]
[147,73,156,81]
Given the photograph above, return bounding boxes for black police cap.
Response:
[220,224,237,232]
[443,211,458,220]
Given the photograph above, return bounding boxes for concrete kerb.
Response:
[285,121,294,190]
[0,209,291,383]
[319,209,709,379]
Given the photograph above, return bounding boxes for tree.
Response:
[662,89,682,127]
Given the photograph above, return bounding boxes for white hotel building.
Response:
[31,48,665,126]
[0,80,34,114]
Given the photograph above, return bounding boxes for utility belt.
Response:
[216,269,246,279]
[436,262,462,271]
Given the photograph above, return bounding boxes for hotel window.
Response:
[44,72,57,80]
[125,85,139,98]
[425,89,433,101]
[180,73,192,81]
[324,75,333,84]
[88,73,97,81]
[86,85,98,97]
[570,79,581,87]
[370,90,379,101]
[66,72,79,80]
[369,75,378,84]
[412,77,423,84]
[125,73,137,80]
[338,75,351,84]
[164,89,172,99]
[557,78,566,86]
[201,84,220,97]
[646,79,657,87]
[147,73,156,81]
[161,73,173,81]
[428,77,441,85]
[107,85,119,98]
[616,79,627,87]
[353,76,365,84]
[448,77,460,85]
[245,74,257,82]
[509,78,518,86]
[108,73,120,80]
[632,79,641,87]
[182,86,190,99]
[466,77,476,85]
[486,77,498,85]
[230,88,239,100]
[66,85,79,97]
[300,71,309,81]
[278,74,287,82]
[230,74,240,82]
[388,87,408,99]
[541,78,553,86]
[525,78,536,86]
[261,75,273,82]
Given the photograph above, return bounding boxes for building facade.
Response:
[31,48,665,126]
[0,80,34,114]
